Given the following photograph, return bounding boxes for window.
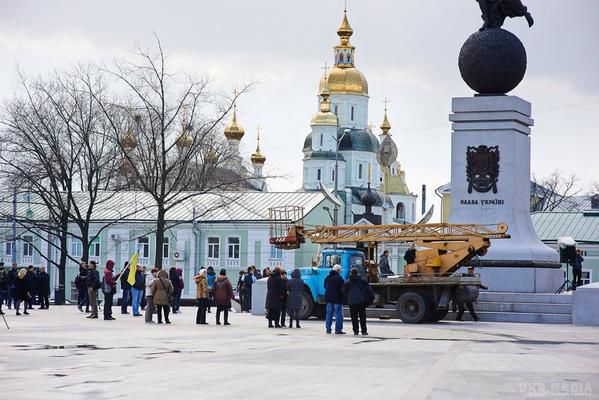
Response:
[351,106,355,121]
[334,105,338,115]
[319,134,323,147]
[270,245,282,260]
[89,237,100,258]
[71,239,83,258]
[162,237,169,259]
[396,203,405,220]
[138,237,150,258]
[227,237,240,259]
[582,270,592,286]
[331,169,335,181]
[22,235,34,257]
[4,242,13,256]
[358,164,363,179]
[324,254,341,268]
[317,168,322,181]
[208,237,219,259]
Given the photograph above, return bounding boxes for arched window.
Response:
[396,203,405,220]
[351,106,355,121]
[319,134,323,147]
[317,169,322,181]
[334,105,339,115]
[358,164,363,179]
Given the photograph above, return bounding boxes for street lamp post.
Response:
[333,128,351,226]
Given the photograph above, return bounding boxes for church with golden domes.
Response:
[302,10,417,225]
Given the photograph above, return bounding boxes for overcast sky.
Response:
[1,0,598,214]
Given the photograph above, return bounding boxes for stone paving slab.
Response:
[0,306,598,400]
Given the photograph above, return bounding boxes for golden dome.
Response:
[380,109,391,134]
[319,66,368,95]
[251,128,266,164]
[224,104,245,141]
[337,11,353,41]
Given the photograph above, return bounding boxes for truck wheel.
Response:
[425,307,449,322]
[298,289,314,320]
[396,292,428,324]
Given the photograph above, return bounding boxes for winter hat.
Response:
[219,268,227,276]
[106,259,115,270]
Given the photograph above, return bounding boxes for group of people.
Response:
[264,266,303,328]
[0,262,50,315]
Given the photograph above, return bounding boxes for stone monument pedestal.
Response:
[449,95,562,293]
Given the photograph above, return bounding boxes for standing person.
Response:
[213,269,234,325]
[120,262,131,314]
[243,267,256,312]
[570,248,584,290]
[265,267,285,328]
[206,266,216,313]
[324,264,345,334]
[151,269,173,324]
[343,267,374,336]
[7,262,18,309]
[25,265,36,309]
[236,270,246,312]
[76,262,89,312]
[252,265,262,280]
[262,267,271,278]
[286,268,304,328]
[279,269,289,327]
[102,260,121,321]
[131,264,145,317]
[194,268,210,325]
[168,267,180,313]
[14,268,30,315]
[36,266,50,310]
[378,250,392,277]
[86,261,100,319]
[455,266,485,322]
[141,266,147,311]
[145,268,158,323]
[175,268,184,313]
[0,263,7,315]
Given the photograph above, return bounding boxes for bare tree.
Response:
[531,170,580,212]
[0,67,124,303]
[97,38,253,269]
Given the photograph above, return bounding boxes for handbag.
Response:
[160,279,174,303]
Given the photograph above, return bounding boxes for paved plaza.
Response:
[0,306,598,399]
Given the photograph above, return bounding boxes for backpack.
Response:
[244,274,254,289]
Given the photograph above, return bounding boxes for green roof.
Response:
[531,211,599,243]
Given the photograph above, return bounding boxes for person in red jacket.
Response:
[103,260,121,320]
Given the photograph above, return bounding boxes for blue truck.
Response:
[293,247,483,323]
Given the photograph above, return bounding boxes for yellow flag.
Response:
[127,252,138,286]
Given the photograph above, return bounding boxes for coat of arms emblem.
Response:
[466,145,500,194]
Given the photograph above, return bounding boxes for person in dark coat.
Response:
[570,248,584,290]
[76,262,89,313]
[404,243,416,264]
[378,250,392,277]
[7,262,18,309]
[36,266,51,309]
[324,264,345,334]
[131,264,145,316]
[213,269,234,325]
[265,267,286,328]
[14,268,30,315]
[169,267,181,313]
[243,267,256,312]
[455,266,485,321]
[286,268,304,328]
[279,269,289,327]
[0,264,8,314]
[86,261,100,319]
[343,267,374,336]
[25,265,36,309]
[206,266,216,313]
[103,260,121,320]
[120,261,131,314]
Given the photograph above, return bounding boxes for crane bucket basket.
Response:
[268,206,305,249]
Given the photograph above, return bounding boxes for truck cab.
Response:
[294,248,366,319]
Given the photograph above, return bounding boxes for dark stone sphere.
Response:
[458,28,527,94]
